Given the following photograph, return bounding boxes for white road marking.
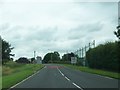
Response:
[96,74,114,80]
[44,66,46,68]
[61,73,64,76]
[65,76,70,81]
[10,66,45,88]
[57,67,83,90]
[104,76,113,79]
[72,82,83,90]
[57,67,64,76]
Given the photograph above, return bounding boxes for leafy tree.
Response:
[86,42,119,72]
[1,37,14,64]
[43,53,51,63]
[114,25,120,72]
[52,51,60,62]
[54,51,60,60]
[16,57,30,63]
[43,51,60,63]
[31,57,35,63]
[62,52,75,61]
[114,25,120,40]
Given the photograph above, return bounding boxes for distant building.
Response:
[36,56,42,64]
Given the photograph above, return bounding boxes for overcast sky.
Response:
[0,0,119,60]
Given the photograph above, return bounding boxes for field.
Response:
[63,64,120,79]
[2,61,44,89]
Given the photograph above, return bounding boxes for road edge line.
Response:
[9,66,45,89]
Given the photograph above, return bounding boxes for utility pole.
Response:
[51,53,52,63]
[76,50,78,57]
[66,50,69,61]
[89,42,91,50]
[93,40,95,48]
[34,51,36,59]
[76,50,79,62]
[79,49,81,58]
[82,48,83,58]
[84,46,87,66]
[81,47,84,66]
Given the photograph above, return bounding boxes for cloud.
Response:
[0,1,118,59]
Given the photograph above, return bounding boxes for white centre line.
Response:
[57,67,84,90]
[65,76,70,81]
[57,67,64,76]
[61,73,64,76]
[72,83,84,90]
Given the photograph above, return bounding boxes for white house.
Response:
[36,56,42,64]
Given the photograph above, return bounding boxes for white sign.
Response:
[71,57,77,64]
[36,56,42,64]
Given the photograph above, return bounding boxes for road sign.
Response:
[71,57,77,64]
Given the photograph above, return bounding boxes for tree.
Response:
[43,53,51,63]
[43,51,60,63]
[86,42,119,72]
[114,26,120,69]
[16,57,30,64]
[1,37,14,64]
[62,52,75,61]
[31,57,35,63]
[114,25,120,40]
[53,51,60,61]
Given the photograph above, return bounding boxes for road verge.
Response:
[63,64,119,79]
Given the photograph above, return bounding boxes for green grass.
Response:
[0,77,2,90]
[63,64,120,79]
[0,66,2,90]
[2,62,44,88]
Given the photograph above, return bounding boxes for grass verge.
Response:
[2,62,44,89]
[63,64,120,79]
[0,66,2,90]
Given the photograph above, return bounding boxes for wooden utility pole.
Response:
[89,42,91,50]
[51,53,52,63]
[79,49,81,58]
[34,51,36,59]
[81,47,83,58]
[93,40,95,48]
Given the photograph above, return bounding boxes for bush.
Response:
[16,57,30,64]
[86,41,119,72]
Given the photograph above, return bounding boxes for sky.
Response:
[0,0,119,60]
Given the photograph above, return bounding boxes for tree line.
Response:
[1,37,14,64]
[1,37,36,64]
[1,25,120,69]
[42,51,60,63]
[86,41,119,72]
[42,52,78,64]
[86,25,120,72]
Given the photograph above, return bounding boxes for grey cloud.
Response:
[23,27,58,41]
[0,23,10,31]
[0,2,117,59]
[67,22,103,40]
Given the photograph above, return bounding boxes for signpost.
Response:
[71,57,77,64]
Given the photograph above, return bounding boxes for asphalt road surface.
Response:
[11,64,119,89]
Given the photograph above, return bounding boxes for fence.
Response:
[74,40,95,66]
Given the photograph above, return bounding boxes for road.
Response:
[11,64,119,89]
